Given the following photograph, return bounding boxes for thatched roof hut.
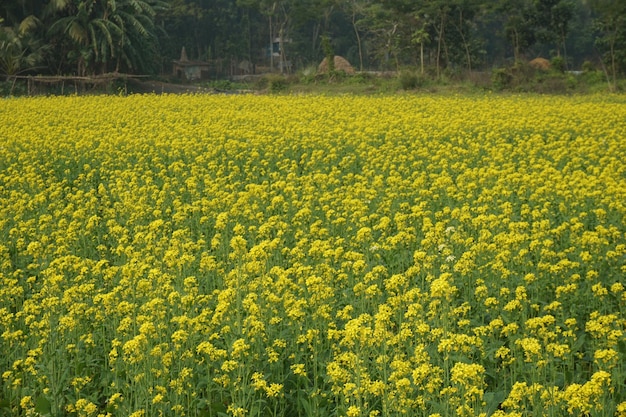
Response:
[318,56,356,74]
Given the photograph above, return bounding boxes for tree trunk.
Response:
[245,9,252,65]
[420,41,424,75]
[352,9,363,71]
[513,28,520,63]
[561,29,568,70]
[436,15,444,78]
[610,34,616,92]
[269,14,273,72]
[312,22,320,61]
[279,25,286,74]
[442,24,449,73]
[458,10,472,74]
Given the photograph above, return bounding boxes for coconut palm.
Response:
[108,0,168,73]
[0,19,47,79]
[47,0,166,75]
[48,1,117,75]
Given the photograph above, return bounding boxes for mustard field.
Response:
[1,94,625,417]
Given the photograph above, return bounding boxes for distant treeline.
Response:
[1,0,624,80]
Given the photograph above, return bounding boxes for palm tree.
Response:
[0,20,50,94]
[109,0,167,73]
[47,0,166,75]
[48,1,118,75]
[0,18,47,79]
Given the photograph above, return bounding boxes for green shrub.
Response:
[535,75,568,94]
[267,74,288,93]
[348,72,374,84]
[208,80,234,91]
[580,69,605,87]
[298,66,318,85]
[0,79,27,96]
[551,56,566,73]
[399,70,423,90]
[254,76,269,90]
[582,60,596,73]
[253,74,288,92]
[566,74,579,90]
[491,68,512,91]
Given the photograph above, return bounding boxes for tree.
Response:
[428,1,452,77]
[496,0,537,62]
[238,0,288,72]
[552,0,576,61]
[411,16,430,74]
[589,0,626,91]
[363,2,402,70]
[343,0,368,71]
[0,19,47,79]
[48,1,118,75]
[286,0,338,67]
[357,0,421,71]
[449,0,482,73]
[46,0,166,75]
[533,0,575,63]
[1,0,624,80]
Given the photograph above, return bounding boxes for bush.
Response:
[582,60,596,73]
[254,74,289,93]
[208,80,234,91]
[566,74,579,91]
[510,60,536,83]
[491,68,512,91]
[0,80,13,96]
[267,74,288,93]
[253,76,268,90]
[534,74,568,94]
[551,56,566,73]
[347,72,374,85]
[468,71,493,90]
[399,70,424,90]
[0,79,27,96]
[298,66,318,85]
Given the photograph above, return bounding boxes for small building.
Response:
[265,37,292,73]
[172,47,211,81]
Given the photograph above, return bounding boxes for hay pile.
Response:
[529,57,551,71]
[318,56,355,74]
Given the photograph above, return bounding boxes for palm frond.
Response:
[49,0,71,12]
[18,15,41,35]
[89,24,99,59]
[118,11,149,37]
[68,20,89,44]
[93,19,117,57]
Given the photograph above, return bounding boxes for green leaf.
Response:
[34,396,51,415]
[484,391,506,414]
[210,402,227,414]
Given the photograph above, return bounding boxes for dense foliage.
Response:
[1,94,625,417]
[0,0,625,79]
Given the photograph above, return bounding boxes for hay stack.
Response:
[318,56,355,74]
[529,57,551,71]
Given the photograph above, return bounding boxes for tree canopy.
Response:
[1,0,625,79]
